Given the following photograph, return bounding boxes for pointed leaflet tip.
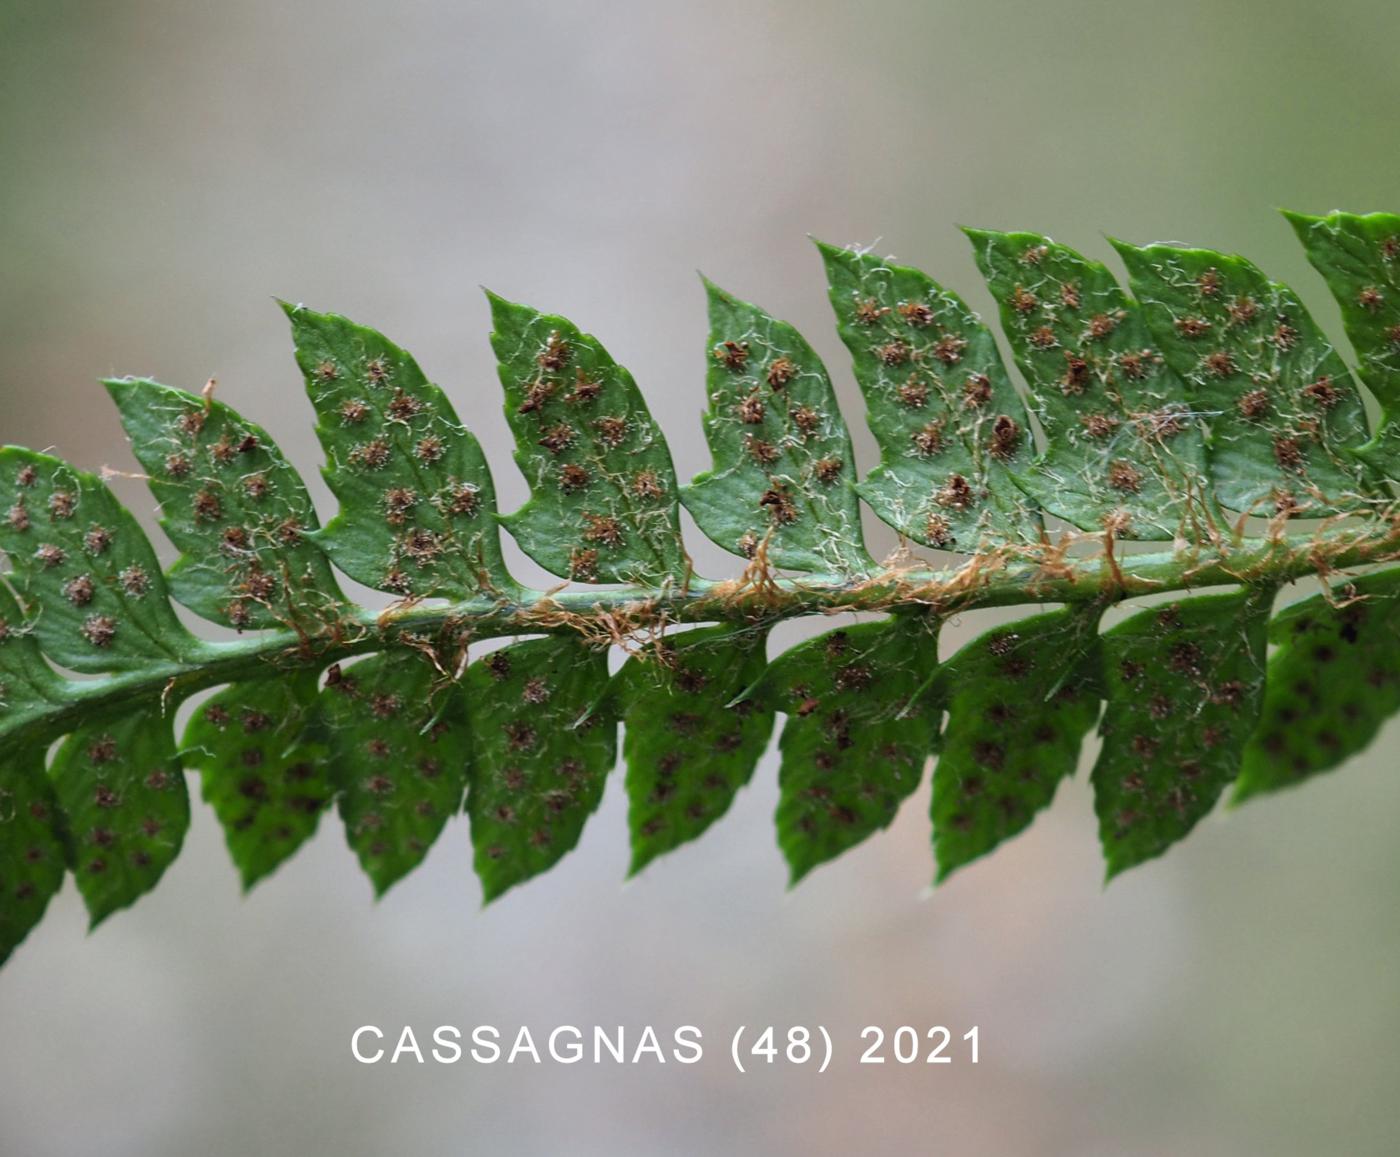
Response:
[479,882,508,907]
[804,233,835,263]
[959,225,1017,249]
[698,273,732,306]
[483,287,524,335]
[785,863,810,890]
[100,376,134,402]
[1105,236,1159,281]
[1279,208,1322,241]
[481,285,512,312]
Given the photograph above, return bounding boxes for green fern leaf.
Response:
[932,606,1101,882]
[0,748,66,965]
[967,229,1212,538]
[487,292,687,585]
[1235,571,1400,802]
[184,675,334,891]
[763,614,939,883]
[0,582,67,745]
[0,447,200,672]
[819,241,1042,551]
[1112,240,1371,516]
[9,210,1400,967]
[0,582,68,962]
[1093,588,1271,877]
[465,636,616,902]
[614,624,776,876]
[0,448,198,930]
[52,711,188,927]
[321,651,470,897]
[106,377,343,631]
[1284,209,1400,479]
[684,279,873,574]
[1285,210,1400,412]
[284,304,511,598]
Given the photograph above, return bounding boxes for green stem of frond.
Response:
[20,520,1400,749]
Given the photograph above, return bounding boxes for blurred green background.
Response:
[3,1,1400,1153]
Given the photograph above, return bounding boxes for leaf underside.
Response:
[1093,588,1271,878]
[184,675,334,892]
[465,635,615,902]
[967,229,1213,539]
[1235,569,1400,802]
[932,605,1101,882]
[53,711,189,929]
[321,651,472,898]
[684,279,874,575]
[488,291,688,586]
[5,209,1400,964]
[1113,240,1372,517]
[615,624,775,877]
[764,614,940,884]
[821,242,1042,552]
[284,303,512,600]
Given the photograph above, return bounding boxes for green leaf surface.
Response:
[1235,570,1400,802]
[1112,240,1371,517]
[0,582,72,959]
[684,279,873,574]
[932,606,1101,882]
[0,582,67,745]
[763,614,939,883]
[966,229,1212,539]
[0,749,67,965]
[11,212,1400,966]
[1285,210,1400,413]
[819,242,1041,551]
[466,635,616,901]
[51,710,189,928]
[106,377,343,632]
[320,651,470,897]
[613,624,776,876]
[283,303,511,599]
[0,447,198,673]
[1092,588,1271,877]
[488,292,687,585]
[184,675,334,890]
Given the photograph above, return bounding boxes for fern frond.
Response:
[5,209,1400,965]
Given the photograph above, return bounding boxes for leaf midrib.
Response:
[5,520,1397,756]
